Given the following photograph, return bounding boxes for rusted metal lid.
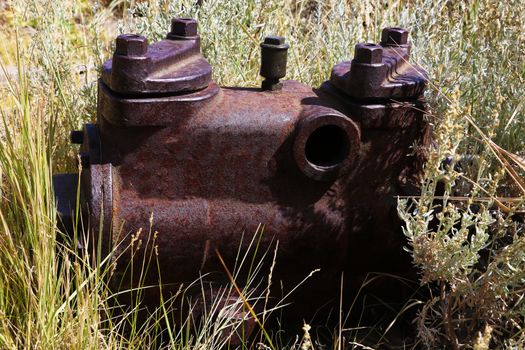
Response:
[101,19,212,96]
[329,27,428,101]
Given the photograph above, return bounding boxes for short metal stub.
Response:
[260,35,289,91]
[294,107,361,181]
[70,130,84,144]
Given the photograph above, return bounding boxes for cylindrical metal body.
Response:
[53,19,431,334]
[107,81,351,279]
[84,80,363,311]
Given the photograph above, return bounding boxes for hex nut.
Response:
[354,43,383,64]
[115,34,148,57]
[263,35,286,46]
[169,18,198,38]
[381,27,409,46]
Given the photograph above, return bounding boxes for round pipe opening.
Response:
[304,125,350,168]
[293,109,361,181]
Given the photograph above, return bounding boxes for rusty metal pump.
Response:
[54,18,431,336]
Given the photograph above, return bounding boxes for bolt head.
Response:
[115,34,148,57]
[354,43,383,64]
[264,35,285,46]
[170,18,198,38]
[261,35,289,50]
[381,27,409,46]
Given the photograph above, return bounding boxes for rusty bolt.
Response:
[115,34,148,57]
[260,35,289,90]
[354,43,383,64]
[70,130,83,145]
[168,18,198,39]
[381,27,409,46]
[260,36,289,78]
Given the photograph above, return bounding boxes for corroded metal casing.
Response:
[54,19,431,332]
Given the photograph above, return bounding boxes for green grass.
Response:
[1,0,524,348]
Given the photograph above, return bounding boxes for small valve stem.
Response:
[260,36,289,91]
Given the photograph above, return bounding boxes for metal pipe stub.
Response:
[260,35,289,91]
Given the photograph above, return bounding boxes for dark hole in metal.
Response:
[304,125,349,167]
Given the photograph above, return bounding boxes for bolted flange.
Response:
[329,26,427,100]
[102,17,212,95]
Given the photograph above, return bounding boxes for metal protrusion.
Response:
[167,18,198,40]
[80,153,90,168]
[53,174,79,236]
[380,27,409,46]
[260,35,289,91]
[354,43,383,64]
[115,34,148,57]
[70,130,83,145]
